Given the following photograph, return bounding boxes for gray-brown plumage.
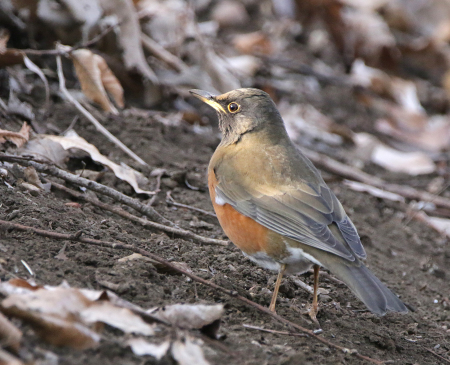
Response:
[190,87,407,317]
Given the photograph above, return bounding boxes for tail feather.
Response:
[323,260,408,315]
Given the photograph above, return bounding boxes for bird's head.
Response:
[190,88,286,146]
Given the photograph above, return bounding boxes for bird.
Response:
[190,88,408,320]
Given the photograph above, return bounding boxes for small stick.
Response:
[0,220,384,364]
[48,179,229,246]
[300,147,450,211]
[0,154,169,225]
[141,33,188,72]
[423,347,450,364]
[166,191,216,217]
[56,54,147,166]
[243,324,307,337]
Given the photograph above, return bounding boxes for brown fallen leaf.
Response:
[0,348,24,365]
[0,28,9,52]
[81,302,155,336]
[0,311,22,352]
[155,304,224,330]
[0,288,100,349]
[127,338,170,359]
[71,49,124,114]
[233,31,274,55]
[0,122,30,148]
[171,336,210,365]
[44,130,154,195]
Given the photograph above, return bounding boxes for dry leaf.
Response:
[71,49,124,113]
[371,144,435,175]
[81,302,155,336]
[0,311,22,351]
[375,115,450,152]
[0,28,10,52]
[0,288,100,349]
[99,0,158,83]
[19,137,69,166]
[171,336,210,365]
[23,166,45,190]
[127,338,170,359]
[353,132,436,175]
[0,122,30,148]
[233,32,274,55]
[155,304,224,329]
[211,1,249,28]
[0,349,24,365]
[44,130,154,195]
[278,101,346,145]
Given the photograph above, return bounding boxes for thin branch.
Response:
[48,179,229,246]
[300,148,450,211]
[0,154,169,225]
[423,347,450,364]
[243,324,307,337]
[166,191,216,218]
[56,55,147,166]
[22,24,117,56]
[141,33,188,72]
[0,220,384,365]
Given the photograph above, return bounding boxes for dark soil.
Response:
[1,87,450,365]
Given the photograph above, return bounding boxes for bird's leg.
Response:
[309,264,320,321]
[269,264,286,313]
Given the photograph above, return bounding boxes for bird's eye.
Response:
[228,102,240,113]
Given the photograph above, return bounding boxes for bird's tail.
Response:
[322,260,408,315]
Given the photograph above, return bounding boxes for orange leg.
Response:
[269,264,286,313]
[309,264,320,321]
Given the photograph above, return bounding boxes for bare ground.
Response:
[1,86,450,365]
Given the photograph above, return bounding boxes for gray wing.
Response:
[215,178,366,262]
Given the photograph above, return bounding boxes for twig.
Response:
[423,347,450,364]
[141,33,188,72]
[166,191,216,218]
[300,148,450,211]
[0,154,169,225]
[0,220,384,364]
[56,54,147,166]
[22,24,116,56]
[243,324,307,337]
[48,179,229,246]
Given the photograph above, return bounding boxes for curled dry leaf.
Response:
[81,302,155,336]
[155,304,224,330]
[353,132,435,175]
[371,143,435,175]
[19,137,69,167]
[44,130,154,195]
[127,338,170,359]
[0,287,100,349]
[0,279,158,348]
[171,336,210,365]
[0,122,30,148]
[71,49,124,114]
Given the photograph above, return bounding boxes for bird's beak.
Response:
[189,89,226,114]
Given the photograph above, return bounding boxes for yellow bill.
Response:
[189,89,226,114]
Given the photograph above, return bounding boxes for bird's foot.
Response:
[305,302,320,327]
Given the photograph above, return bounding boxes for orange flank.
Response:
[208,170,269,255]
